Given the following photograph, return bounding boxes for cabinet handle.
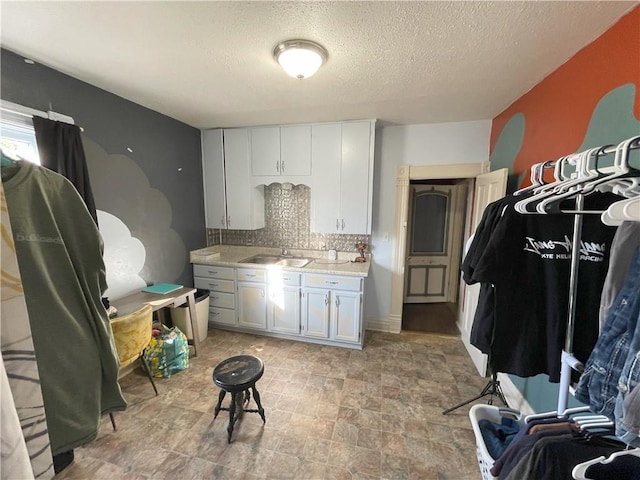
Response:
[326,281,339,285]
[276,161,280,173]
[212,311,220,316]
[335,297,340,307]
[261,289,265,297]
[227,215,231,227]
[336,219,339,230]
[281,160,285,173]
[207,270,218,276]
[212,296,219,301]
[246,274,256,278]
[341,219,345,231]
[209,283,219,288]
[324,294,329,305]
[221,215,225,227]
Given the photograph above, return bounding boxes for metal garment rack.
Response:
[443,137,639,417]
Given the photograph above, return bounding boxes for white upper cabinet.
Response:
[311,123,342,233]
[251,125,312,178]
[202,129,227,229]
[280,125,311,176]
[250,127,281,176]
[340,121,373,234]
[311,120,375,234]
[221,128,265,230]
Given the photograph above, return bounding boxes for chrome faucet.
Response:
[281,248,289,257]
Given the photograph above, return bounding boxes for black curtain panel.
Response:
[32,116,98,225]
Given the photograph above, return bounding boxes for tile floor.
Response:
[56,329,491,479]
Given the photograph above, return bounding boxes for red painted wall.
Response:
[491,6,640,179]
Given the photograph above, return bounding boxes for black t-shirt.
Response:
[462,194,532,355]
[470,193,618,382]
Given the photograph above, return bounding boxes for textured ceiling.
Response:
[1,1,637,129]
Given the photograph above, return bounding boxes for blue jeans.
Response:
[575,246,640,421]
[615,305,640,446]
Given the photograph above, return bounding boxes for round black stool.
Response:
[212,355,266,443]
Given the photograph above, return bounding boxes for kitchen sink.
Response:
[239,254,313,268]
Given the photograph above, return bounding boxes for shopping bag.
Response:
[144,325,189,378]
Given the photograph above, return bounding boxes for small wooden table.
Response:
[111,287,200,357]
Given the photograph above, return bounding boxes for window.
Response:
[0,110,40,165]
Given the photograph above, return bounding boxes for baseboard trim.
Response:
[366,317,390,332]
[498,373,535,415]
[388,314,402,334]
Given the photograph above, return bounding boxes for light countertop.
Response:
[190,245,371,277]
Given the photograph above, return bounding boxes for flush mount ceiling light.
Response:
[273,39,328,79]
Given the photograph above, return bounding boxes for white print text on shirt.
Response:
[523,235,606,262]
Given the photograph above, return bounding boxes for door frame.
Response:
[388,162,490,334]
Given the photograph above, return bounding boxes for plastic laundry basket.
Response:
[169,289,209,343]
[469,404,525,480]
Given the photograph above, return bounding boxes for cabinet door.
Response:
[224,129,264,229]
[302,288,330,338]
[251,126,281,176]
[202,129,227,228]
[237,282,267,329]
[331,290,362,343]
[340,121,372,234]
[281,125,311,176]
[269,285,301,334]
[311,123,341,233]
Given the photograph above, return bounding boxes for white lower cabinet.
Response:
[302,274,363,345]
[237,268,267,330]
[193,264,364,348]
[193,264,237,326]
[301,289,331,339]
[267,271,301,334]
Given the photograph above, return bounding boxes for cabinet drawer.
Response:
[237,268,266,283]
[209,291,235,309]
[268,271,301,286]
[194,277,234,293]
[303,274,362,291]
[193,264,234,280]
[209,306,236,326]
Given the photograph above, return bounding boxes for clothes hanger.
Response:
[534,145,612,214]
[514,156,574,213]
[601,196,640,226]
[514,147,602,214]
[572,448,640,479]
[535,138,640,214]
[513,161,548,196]
[524,405,591,423]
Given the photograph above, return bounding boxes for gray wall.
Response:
[1,48,205,288]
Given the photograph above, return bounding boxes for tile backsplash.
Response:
[206,183,370,252]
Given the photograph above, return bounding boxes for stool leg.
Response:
[251,386,266,424]
[244,389,251,405]
[214,390,226,419]
[227,392,238,443]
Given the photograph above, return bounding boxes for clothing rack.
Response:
[521,136,640,414]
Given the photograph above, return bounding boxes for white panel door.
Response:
[250,126,281,176]
[281,125,311,176]
[269,285,301,334]
[302,289,330,338]
[459,168,508,376]
[340,121,372,234]
[311,123,341,233]
[202,129,227,229]
[237,282,267,330]
[331,291,361,343]
[404,185,459,303]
